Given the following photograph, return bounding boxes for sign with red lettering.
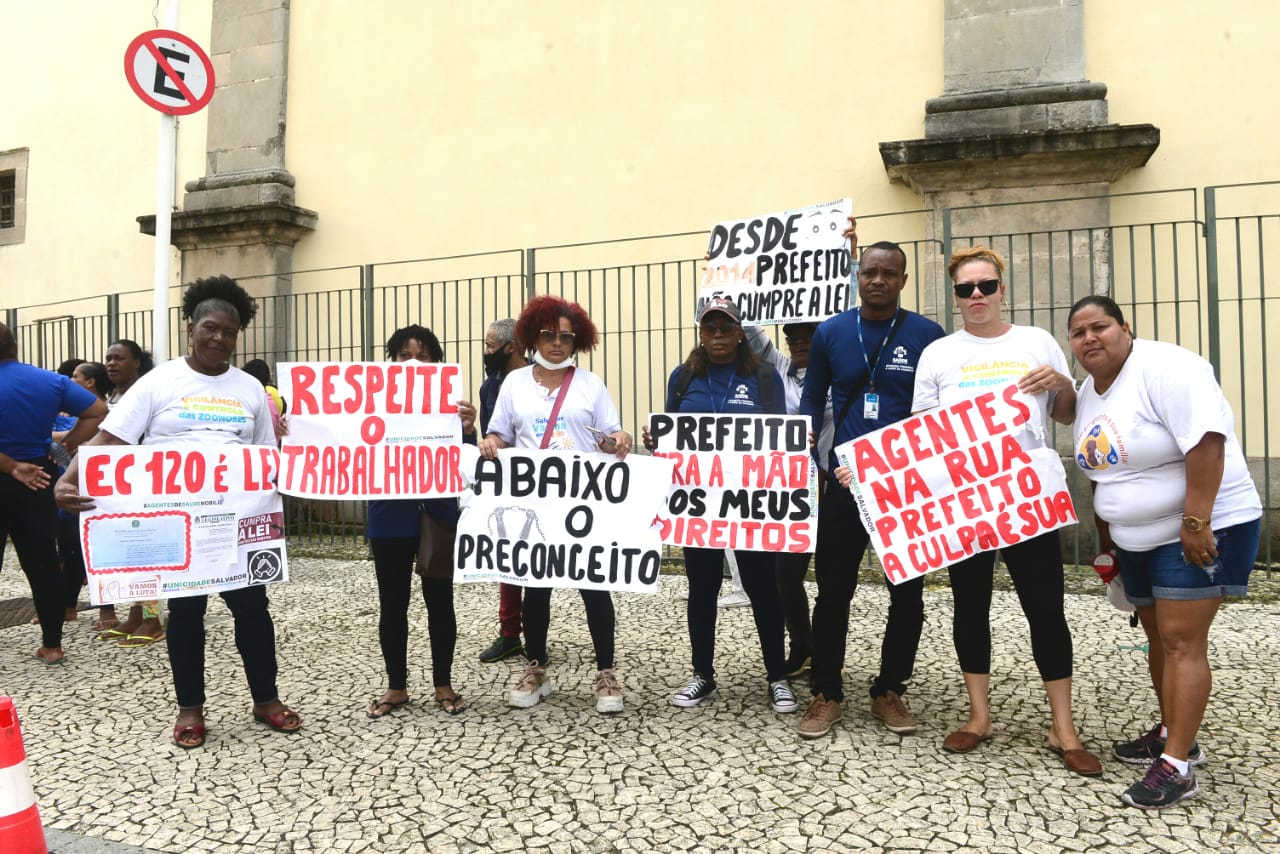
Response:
[837,382,1077,584]
[79,444,287,604]
[277,361,468,499]
[454,449,675,593]
[649,413,817,553]
[701,198,853,325]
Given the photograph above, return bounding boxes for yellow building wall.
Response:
[284,1,942,273]
[1,1,211,320]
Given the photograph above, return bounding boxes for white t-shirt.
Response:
[1073,339,1261,550]
[102,358,275,447]
[912,324,1069,451]
[486,365,621,452]
[750,330,835,468]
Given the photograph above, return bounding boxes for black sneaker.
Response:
[478,635,525,663]
[671,673,717,708]
[1122,759,1199,809]
[1113,724,1206,767]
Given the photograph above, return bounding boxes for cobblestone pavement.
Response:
[2,552,1278,853]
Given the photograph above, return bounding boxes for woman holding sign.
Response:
[365,324,474,718]
[56,276,301,749]
[648,296,797,715]
[911,246,1100,775]
[478,295,633,714]
[1068,295,1261,809]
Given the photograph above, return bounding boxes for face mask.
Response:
[482,349,508,374]
[532,351,574,371]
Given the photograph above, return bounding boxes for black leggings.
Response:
[370,537,456,689]
[522,587,614,670]
[56,512,86,609]
[947,529,1073,682]
[0,459,65,648]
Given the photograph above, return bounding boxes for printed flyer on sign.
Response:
[277,361,468,500]
[700,197,854,325]
[836,382,1077,584]
[79,444,288,604]
[650,413,817,553]
[454,448,675,594]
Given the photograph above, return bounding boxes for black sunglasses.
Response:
[953,279,1000,299]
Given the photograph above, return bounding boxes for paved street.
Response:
[2,552,1278,853]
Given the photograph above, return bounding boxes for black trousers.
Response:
[166,585,280,709]
[685,546,786,684]
[0,459,65,648]
[56,511,86,609]
[370,537,456,689]
[809,485,925,702]
[775,551,812,658]
[522,587,615,670]
[947,529,1073,681]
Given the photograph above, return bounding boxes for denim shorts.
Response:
[1116,518,1262,606]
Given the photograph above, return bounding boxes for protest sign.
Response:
[277,361,466,499]
[650,413,816,553]
[454,448,675,594]
[836,382,1077,584]
[700,198,854,325]
[79,444,288,604]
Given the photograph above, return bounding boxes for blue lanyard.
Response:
[856,307,902,393]
[706,368,733,413]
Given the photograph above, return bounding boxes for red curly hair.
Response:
[514,295,600,353]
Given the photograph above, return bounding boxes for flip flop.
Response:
[119,631,166,648]
[435,693,467,716]
[366,696,411,719]
[98,627,129,641]
[253,706,302,733]
[172,722,206,749]
[91,618,120,633]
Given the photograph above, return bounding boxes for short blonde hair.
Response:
[947,245,1006,280]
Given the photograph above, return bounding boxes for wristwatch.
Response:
[1182,515,1211,532]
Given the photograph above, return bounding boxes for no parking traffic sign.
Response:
[124,29,215,115]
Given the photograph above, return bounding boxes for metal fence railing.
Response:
[5,190,1276,575]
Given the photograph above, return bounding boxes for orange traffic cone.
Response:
[0,697,47,854]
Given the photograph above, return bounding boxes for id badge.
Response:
[863,392,880,420]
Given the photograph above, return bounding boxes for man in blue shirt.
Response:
[797,241,946,738]
[0,323,107,664]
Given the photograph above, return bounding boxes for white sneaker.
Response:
[509,662,552,708]
[769,680,799,713]
[717,590,751,609]
[595,668,624,714]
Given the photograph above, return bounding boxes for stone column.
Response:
[139,0,316,362]
[879,0,1158,323]
[877,0,1160,549]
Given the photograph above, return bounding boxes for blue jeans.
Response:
[1117,518,1262,606]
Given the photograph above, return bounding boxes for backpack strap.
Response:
[756,362,780,413]
[671,365,695,409]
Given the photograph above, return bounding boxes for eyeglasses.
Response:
[538,329,576,345]
[700,320,739,336]
[784,334,812,345]
[953,279,1000,299]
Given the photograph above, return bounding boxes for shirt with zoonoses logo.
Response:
[101,357,275,448]
[912,324,1068,452]
[1073,338,1261,551]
